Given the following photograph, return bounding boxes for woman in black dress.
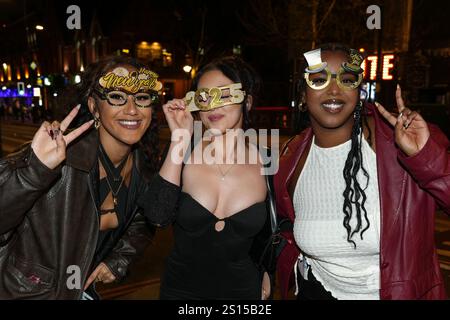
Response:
[144,56,275,300]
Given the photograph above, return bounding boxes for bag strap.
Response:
[259,146,278,235]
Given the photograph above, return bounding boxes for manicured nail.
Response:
[397,84,400,90]
[76,104,81,110]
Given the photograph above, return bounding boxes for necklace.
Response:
[98,144,130,209]
[216,163,236,181]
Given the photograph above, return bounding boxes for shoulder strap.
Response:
[260,146,278,234]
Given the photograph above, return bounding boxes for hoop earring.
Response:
[299,102,307,112]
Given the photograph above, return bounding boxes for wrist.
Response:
[171,130,191,144]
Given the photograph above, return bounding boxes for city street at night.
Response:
[1,0,450,304]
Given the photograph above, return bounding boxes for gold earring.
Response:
[299,102,307,112]
[94,117,100,130]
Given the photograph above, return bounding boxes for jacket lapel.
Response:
[275,128,313,222]
[66,129,99,172]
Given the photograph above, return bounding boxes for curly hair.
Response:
[191,55,262,130]
[294,43,372,248]
[57,56,160,173]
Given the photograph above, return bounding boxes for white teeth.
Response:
[322,103,343,109]
[119,120,139,125]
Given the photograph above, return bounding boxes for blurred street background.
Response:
[1,0,450,299]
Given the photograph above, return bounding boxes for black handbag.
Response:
[253,147,291,276]
[257,171,290,275]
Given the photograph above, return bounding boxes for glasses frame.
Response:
[304,67,363,91]
[93,88,158,108]
[184,82,246,112]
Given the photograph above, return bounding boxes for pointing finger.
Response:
[84,266,101,290]
[396,85,406,113]
[375,102,396,126]
[64,120,94,145]
[60,105,81,133]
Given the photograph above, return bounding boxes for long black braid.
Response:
[294,43,372,249]
[342,101,370,249]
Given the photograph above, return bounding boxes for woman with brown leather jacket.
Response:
[0,56,165,299]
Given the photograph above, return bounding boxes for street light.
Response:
[35,25,44,31]
[183,65,192,73]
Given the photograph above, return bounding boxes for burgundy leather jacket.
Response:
[274,104,450,300]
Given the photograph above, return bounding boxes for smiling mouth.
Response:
[321,99,345,112]
[118,120,142,129]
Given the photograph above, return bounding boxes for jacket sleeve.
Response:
[0,145,61,235]
[102,212,155,281]
[398,126,450,215]
[137,173,181,227]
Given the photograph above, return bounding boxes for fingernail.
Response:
[374,102,380,107]
[397,84,400,90]
[76,104,81,110]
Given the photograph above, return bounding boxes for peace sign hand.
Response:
[31,105,94,170]
[375,85,430,157]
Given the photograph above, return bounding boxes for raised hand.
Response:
[31,105,94,169]
[375,85,430,157]
[162,99,194,136]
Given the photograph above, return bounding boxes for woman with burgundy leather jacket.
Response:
[0,56,163,299]
[275,43,450,300]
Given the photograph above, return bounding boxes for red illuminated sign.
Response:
[361,54,395,81]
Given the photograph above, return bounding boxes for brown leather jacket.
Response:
[275,103,450,299]
[0,129,156,299]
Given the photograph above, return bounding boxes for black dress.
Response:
[160,192,267,300]
[141,173,269,300]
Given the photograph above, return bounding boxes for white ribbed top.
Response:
[293,135,381,300]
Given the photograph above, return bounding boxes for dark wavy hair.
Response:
[294,43,372,248]
[191,55,262,130]
[57,56,160,173]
